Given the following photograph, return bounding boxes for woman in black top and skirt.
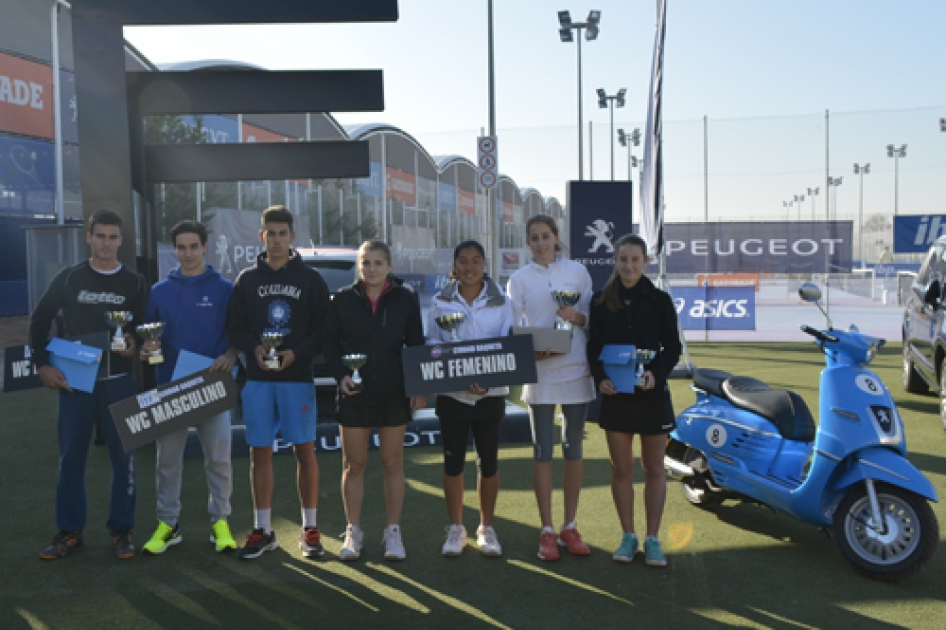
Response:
[324,240,426,562]
[587,234,681,567]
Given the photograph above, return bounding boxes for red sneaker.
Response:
[537,530,560,561]
[558,526,591,556]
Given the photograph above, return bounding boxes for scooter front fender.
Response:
[833,447,939,503]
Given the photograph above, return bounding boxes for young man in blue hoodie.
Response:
[139,220,239,555]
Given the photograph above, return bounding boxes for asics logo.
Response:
[77,290,126,305]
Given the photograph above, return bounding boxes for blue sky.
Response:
[125,1,946,220]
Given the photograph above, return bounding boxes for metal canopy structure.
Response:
[71,0,398,270]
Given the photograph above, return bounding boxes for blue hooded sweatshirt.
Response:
[146,265,233,384]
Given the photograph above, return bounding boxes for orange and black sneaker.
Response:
[111,529,136,559]
[40,530,84,559]
[299,527,324,558]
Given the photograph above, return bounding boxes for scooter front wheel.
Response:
[680,447,724,510]
[834,482,939,582]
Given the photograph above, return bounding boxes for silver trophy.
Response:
[342,354,368,393]
[105,311,133,351]
[136,322,166,364]
[635,349,657,388]
[551,291,581,331]
[261,332,285,369]
[436,313,466,342]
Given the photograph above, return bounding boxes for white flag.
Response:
[640,0,667,258]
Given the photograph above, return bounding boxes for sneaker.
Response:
[537,530,559,561]
[111,529,136,559]
[143,521,181,555]
[613,532,638,563]
[476,525,502,557]
[238,528,278,559]
[339,524,364,561]
[210,520,237,553]
[299,527,324,558]
[644,536,667,567]
[39,530,83,560]
[558,525,591,556]
[382,525,406,561]
[442,524,467,557]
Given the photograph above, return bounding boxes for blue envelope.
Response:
[47,338,103,393]
[171,350,215,381]
[599,344,637,394]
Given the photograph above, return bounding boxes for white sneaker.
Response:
[382,524,406,561]
[476,525,502,557]
[441,524,467,557]
[339,524,364,561]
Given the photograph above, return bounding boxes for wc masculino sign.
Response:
[894,215,946,254]
[674,287,756,331]
[662,221,852,274]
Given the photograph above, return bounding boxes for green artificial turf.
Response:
[2,343,945,629]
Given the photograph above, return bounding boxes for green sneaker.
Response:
[612,532,638,563]
[211,520,237,553]
[143,520,181,555]
[644,536,667,567]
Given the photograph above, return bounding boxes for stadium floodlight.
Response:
[558,9,602,180]
[616,88,626,107]
[597,88,607,108]
[940,117,946,132]
[886,144,907,215]
[598,88,626,180]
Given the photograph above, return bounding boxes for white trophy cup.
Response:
[136,322,166,364]
[551,291,581,331]
[342,353,368,393]
[105,311,133,351]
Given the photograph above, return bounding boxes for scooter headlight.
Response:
[865,341,881,364]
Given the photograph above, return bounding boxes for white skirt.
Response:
[521,376,596,406]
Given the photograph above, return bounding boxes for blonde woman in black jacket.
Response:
[324,240,426,562]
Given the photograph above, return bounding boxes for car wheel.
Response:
[902,341,928,394]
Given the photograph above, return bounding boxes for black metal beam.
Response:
[74,0,398,25]
[128,70,384,115]
[144,142,370,183]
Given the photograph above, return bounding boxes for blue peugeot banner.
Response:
[567,181,633,291]
[894,215,946,254]
[673,286,756,331]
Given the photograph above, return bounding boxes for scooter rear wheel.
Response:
[680,447,723,510]
[834,482,939,582]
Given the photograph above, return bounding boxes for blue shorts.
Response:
[242,380,317,447]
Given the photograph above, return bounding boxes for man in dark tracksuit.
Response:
[30,209,147,560]
[227,205,330,560]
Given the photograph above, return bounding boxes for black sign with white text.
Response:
[3,344,42,392]
[109,370,239,452]
[402,335,537,397]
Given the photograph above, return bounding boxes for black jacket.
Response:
[324,277,425,407]
[227,250,330,383]
[586,275,681,398]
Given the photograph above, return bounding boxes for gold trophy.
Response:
[435,313,466,342]
[136,322,166,364]
[342,354,368,392]
[551,291,581,330]
[105,311,133,351]
[261,332,285,369]
[635,349,657,388]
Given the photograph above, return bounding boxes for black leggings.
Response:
[436,395,505,478]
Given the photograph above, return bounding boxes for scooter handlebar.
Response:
[800,324,838,343]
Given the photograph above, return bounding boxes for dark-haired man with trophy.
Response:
[29,209,147,560]
[227,206,330,560]
[139,220,240,557]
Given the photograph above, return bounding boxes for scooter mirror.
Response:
[798,282,822,303]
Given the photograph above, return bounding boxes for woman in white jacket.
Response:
[507,215,595,561]
[427,240,514,558]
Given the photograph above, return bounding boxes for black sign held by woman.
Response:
[402,335,537,396]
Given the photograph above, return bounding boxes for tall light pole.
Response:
[487,0,499,279]
[886,143,907,216]
[558,9,601,182]
[807,187,819,221]
[854,163,871,266]
[783,200,793,221]
[794,194,806,222]
[598,88,626,181]
[827,176,843,220]
[617,127,640,182]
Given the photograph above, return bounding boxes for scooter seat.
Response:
[692,368,734,398]
[721,376,816,442]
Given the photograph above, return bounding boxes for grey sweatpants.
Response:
[155,411,233,525]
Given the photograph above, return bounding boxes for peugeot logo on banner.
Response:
[585,219,616,253]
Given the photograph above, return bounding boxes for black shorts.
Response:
[598,393,676,435]
[337,402,411,428]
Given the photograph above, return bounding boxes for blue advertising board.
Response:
[893,215,946,254]
[0,133,55,216]
[567,181,634,291]
[673,286,756,331]
[438,182,457,213]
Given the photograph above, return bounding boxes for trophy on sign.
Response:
[261,332,285,369]
[436,313,466,342]
[635,349,657,388]
[342,354,368,393]
[136,322,166,364]
[551,291,582,331]
[105,311,133,351]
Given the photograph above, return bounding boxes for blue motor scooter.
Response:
[664,282,939,581]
